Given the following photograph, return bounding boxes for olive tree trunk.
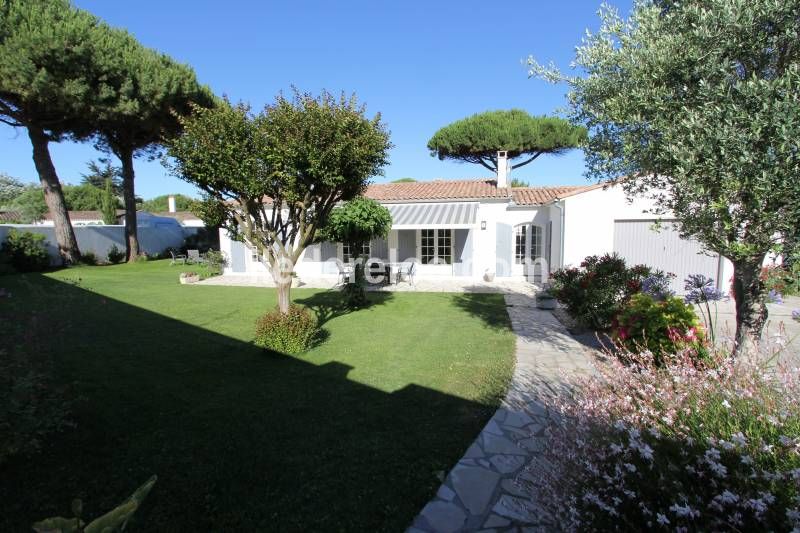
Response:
[119,149,140,261]
[731,257,769,353]
[27,126,81,264]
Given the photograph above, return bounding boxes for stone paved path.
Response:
[409,294,598,532]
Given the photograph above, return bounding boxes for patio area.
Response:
[198,274,539,295]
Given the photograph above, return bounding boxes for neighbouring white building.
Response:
[219,154,733,293]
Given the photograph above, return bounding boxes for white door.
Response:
[512,224,544,281]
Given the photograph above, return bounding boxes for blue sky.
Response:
[0,0,632,199]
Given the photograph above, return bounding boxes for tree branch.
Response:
[511,152,543,169]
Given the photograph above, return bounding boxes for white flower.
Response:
[731,432,747,447]
[624,462,637,473]
[669,503,699,518]
[656,512,670,525]
[721,399,731,409]
[715,490,738,505]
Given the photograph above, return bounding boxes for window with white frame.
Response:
[515,225,527,264]
[342,242,370,263]
[420,228,452,265]
[250,246,262,263]
[530,225,543,260]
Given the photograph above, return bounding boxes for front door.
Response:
[512,224,543,281]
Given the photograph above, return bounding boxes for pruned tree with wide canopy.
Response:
[92,31,214,261]
[0,0,115,262]
[529,0,800,350]
[166,90,391,313]
[427,109,586,173]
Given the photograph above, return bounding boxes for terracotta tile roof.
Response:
[44,210,125,221]
[365,179,511,202]
[365,179,598,205]
[152,211,202,223]
[511,185,596,205]
[0,210,23,223]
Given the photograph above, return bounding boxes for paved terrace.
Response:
[198,274,538,295]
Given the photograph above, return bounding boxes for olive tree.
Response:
[529,0,800,349]
[427,110,586,173]
[166,91,391,313]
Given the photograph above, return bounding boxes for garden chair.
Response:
[187,249,206,264]
[396,261,416,287]
[170,250,187,265]
[337,263,354,285]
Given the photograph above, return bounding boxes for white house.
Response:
[219,154,732,293]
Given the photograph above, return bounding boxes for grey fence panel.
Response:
[1,224,189,264]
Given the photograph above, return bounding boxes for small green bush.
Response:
[107,245,125,264]
[550,253,654,330]
[201,249,227,278]
[1,229,50,272]
[254,305,318,354]
[761,264,800,296]
[79,251,98,266]
[613,293,707,365]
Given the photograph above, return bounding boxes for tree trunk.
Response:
[276,279,291,314]
[119,149,140,261]
[27,126,81,264]
[731,257,768,353]
[271,256,294,314]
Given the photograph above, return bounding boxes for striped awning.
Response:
[385,202,478,228]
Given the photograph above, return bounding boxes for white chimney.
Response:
[167,195,177,213]
[496,151,509,187]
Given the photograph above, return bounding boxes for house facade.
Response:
[219,160,732,293]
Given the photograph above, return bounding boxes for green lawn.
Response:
[0,261,514,531]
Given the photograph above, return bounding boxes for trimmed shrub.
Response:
[79,251,98,266]
[107,245,125,264]
[1,229,50,272]
[201,249,227,278]
[550,253,655,330]
[613,293,707,365]
[254,305,318,354]
[530,348,800,531]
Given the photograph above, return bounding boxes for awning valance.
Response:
[386,202,478,229]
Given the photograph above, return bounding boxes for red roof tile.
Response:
[365,179,597,205]
[366,179,511,202]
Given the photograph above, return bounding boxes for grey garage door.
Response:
[613,220,722,294]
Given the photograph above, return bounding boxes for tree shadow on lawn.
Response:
[0,274,492,532]
[450,292,514,331]
[295,289,394,346]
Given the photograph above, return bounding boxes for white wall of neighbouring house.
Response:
[561,183,661,268]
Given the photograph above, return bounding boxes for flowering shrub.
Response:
[761,264,800,297]
[253,305,318,354]
[529,349,800,531]
[684,274,727,345]
[612,294,707,365]
[551,254,663,330]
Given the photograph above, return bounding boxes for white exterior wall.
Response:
[559,183,740,291]
[561,183,660,268]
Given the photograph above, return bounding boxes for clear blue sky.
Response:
[0,0,632,199]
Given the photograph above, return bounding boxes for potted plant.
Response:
[536,288,558,310]
[179,271,200,284]
[484,269,496,282]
